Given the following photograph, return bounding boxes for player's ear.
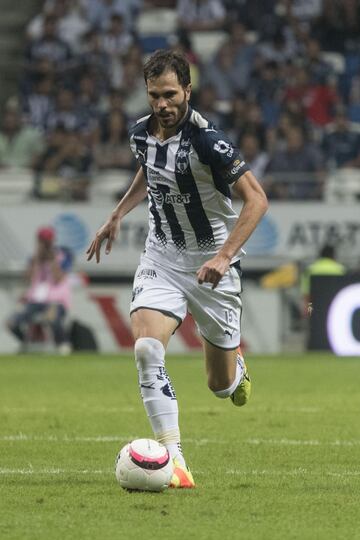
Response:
[185,84,191,102]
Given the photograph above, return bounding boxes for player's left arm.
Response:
[197,171,268,288]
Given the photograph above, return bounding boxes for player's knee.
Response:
[134,337,165,369]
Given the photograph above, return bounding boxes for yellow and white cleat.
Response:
[170,459,195,488]
[230,351,251,407]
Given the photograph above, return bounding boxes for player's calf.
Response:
[210,349,251,406]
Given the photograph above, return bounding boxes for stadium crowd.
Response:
[0,0,359,201]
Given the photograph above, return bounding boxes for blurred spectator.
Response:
[202,43,241,101]
[196,86,226,128]
[171,31,200,94]
[228,100,267,148]
[100,13,134,87]
[283,64,339,127]
[239,133,269,181]
[223,0,278,36]
[34,127,93,200]
[100,13,133,57]
[81,0,142,31]
[120,60,149,119]
[79,29,111,93]
[104,87,125,113]
[304,37,335,84]
[226,21,255,92]
[6,0,360,203]
[177,0,226,32]
[76,73,101,139]
[22,75,55,132]
[312,0,360,53]
[266,110,307,154]
[0,108,44,169]
[300,243,346,316]
[284,0,323,25]
[6,226,73,354]
[249,60,284,128]
[27,0,90,52]
[94,109,135,170]
[322,106,360,169]
[24,14,72,84]
[257,27,297,65]
[46,87,90,134]
[348,73,360,123]
[265,125,325,199]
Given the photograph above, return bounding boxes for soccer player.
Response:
[87,50,268,488]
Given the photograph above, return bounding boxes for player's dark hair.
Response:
[143,50,191,88]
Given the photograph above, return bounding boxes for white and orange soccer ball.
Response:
[115,439,174,492]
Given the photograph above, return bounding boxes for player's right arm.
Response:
[86,167,147,263]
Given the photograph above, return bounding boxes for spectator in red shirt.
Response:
[283,65,338,127]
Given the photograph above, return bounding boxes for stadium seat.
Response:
[0,168,33,203]
[191,31,227,62]
[139,35,169,54]
[136,9,178,35]
[324,168,360,203]
[91,170,132,200]
[321,52,345,75]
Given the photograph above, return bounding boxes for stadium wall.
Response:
[0,202,359,275]
[0,283,281,354]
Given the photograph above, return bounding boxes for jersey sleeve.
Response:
[198,128,250,184]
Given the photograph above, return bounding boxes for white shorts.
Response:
[130,255,243,350]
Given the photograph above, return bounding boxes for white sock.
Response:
[134,337,186,467]
[213,355,244,399]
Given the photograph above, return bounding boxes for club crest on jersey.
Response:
[175,147,190,174]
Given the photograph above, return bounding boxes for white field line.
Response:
[226,468,360,478]
[0,407,136,414]
[1,467,360,478]
[1,434,360,447]
[0,406,321,414]
[0,468,112,475]
[246,438,360,447]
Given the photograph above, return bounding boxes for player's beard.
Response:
[156,94,188,130]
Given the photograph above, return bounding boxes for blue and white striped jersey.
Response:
[129,107,250,272]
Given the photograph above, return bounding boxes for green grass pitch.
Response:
[0,353,360,540]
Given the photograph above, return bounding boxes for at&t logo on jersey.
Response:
[151,187,191,207]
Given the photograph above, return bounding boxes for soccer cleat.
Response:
[169,459,195,488]
[230,352,251,407]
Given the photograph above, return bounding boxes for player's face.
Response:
[147,70,191,130]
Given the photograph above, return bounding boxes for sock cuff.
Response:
[156,428,181,445]
[213,360,243,399]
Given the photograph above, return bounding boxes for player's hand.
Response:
[196,253,231,289]
[86,213,121,263]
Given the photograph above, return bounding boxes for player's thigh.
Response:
[203,340,238,391]
[188,264,242,350]
[131,308,179,348]
[130,258,187,348]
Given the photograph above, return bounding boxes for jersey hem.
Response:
[201,333,240,351]
[130,306,183,329]
[143,253,242,274]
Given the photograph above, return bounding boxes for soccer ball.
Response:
[115,439,174,492]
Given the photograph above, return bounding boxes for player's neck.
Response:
[152,105,189,142]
